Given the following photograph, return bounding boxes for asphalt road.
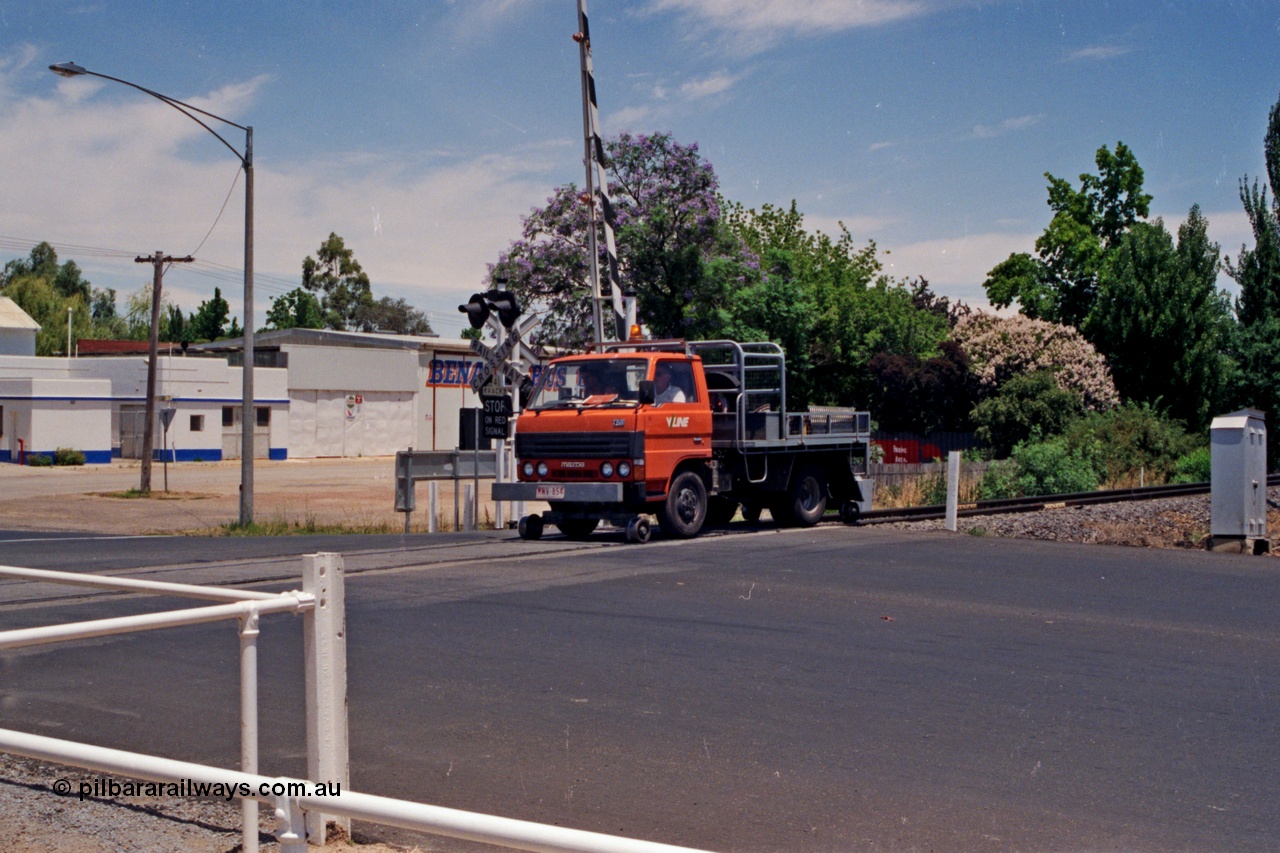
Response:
[1,525,1277,851]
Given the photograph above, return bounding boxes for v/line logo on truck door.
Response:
[665,416,689,428]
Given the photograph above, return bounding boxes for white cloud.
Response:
[610,103,664,131]
[805,213,903,239]
[680,71,741,100]
[444,0,532,38]
[971,113,1044,140]
[647,0,933,53]
[0,64,566,335]
[881,231,1037,302]
[1067,45,1134,62]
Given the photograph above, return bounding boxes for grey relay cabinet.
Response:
[1210,409,1268,549]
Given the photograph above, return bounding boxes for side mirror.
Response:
[637,380,655,405]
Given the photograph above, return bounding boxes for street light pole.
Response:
[50,62,256,523]
[241,127,255,525]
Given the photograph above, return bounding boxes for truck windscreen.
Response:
[527,359,649,410]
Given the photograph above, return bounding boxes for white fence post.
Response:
[463,483,476,531]
[303,553,350,844]
[494,445,505,530]
[945,450,960,532]
[239,608,261,853]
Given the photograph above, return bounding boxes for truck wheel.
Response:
[840,500,861,525]
[625,515,652,544]
[557,518,598,540]
[659,471,708,538]
[706,496,738,527]
[786,466,828,527]
[518,514,544,540]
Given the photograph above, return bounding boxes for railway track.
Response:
[856,473,1280,525]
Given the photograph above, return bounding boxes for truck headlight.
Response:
[600,462,614,477]
[536,461,549,477]
[522,461,534,478]
[617,461,631,478]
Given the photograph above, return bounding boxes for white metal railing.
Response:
[0,728,706,853]
[0,557,714,853]
[0,555,348,853]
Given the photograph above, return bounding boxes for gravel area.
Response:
[0,752,435,852]
[880,486,1280,554]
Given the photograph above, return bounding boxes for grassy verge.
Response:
[216,509,499,536]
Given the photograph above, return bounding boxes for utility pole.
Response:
[134,251,193,494]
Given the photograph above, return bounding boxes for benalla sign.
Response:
[426,359,543,389]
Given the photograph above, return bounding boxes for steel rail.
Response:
[855,473,1280,525]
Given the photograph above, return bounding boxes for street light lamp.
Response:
[50,61,257,526]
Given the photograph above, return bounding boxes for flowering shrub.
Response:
[953,313,1119,411]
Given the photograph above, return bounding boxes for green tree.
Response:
[984,141,1152,328]
[971,370,1085,457]
[867,341,976,434]
[88,287,127,339]
[265,287,324,331]
[721,200,938,408]
[3,273,94,355]
[1225,90,1280,469]
[188,287,231,342]
[1009,435,1099,496]
[124,283,175,341]
[1227,91,1280,327]
[354,296,433,335]
[1,242,104,354]
[1060,403,1201,485]
[162,304,187,343]
[1085,207,1233,431]
[302,233,374,331]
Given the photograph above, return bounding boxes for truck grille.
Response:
[516,431,643,459]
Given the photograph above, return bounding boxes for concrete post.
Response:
[303,553,349,843]
[945,451,960,532]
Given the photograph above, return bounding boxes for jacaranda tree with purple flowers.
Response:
[488,132,752,349]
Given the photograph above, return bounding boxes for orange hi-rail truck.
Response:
[492,338,874,543]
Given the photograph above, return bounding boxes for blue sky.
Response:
[1,1,1277,338]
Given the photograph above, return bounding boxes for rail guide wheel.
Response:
[625,515,653,544]
[839,500,861,525]
[518,513,545,540]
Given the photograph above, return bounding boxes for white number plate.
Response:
[535,485,565,500]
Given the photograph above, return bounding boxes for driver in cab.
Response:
[654,363,686,404]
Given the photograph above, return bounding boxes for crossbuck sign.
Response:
[467,314,540,394]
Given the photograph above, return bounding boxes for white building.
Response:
[0,353,288,464]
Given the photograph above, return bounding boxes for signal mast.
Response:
[573,0,636,343]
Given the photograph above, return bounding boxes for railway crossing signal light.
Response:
[458,289,522,330]
[485,289,521,329]
[459,292,490,329]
